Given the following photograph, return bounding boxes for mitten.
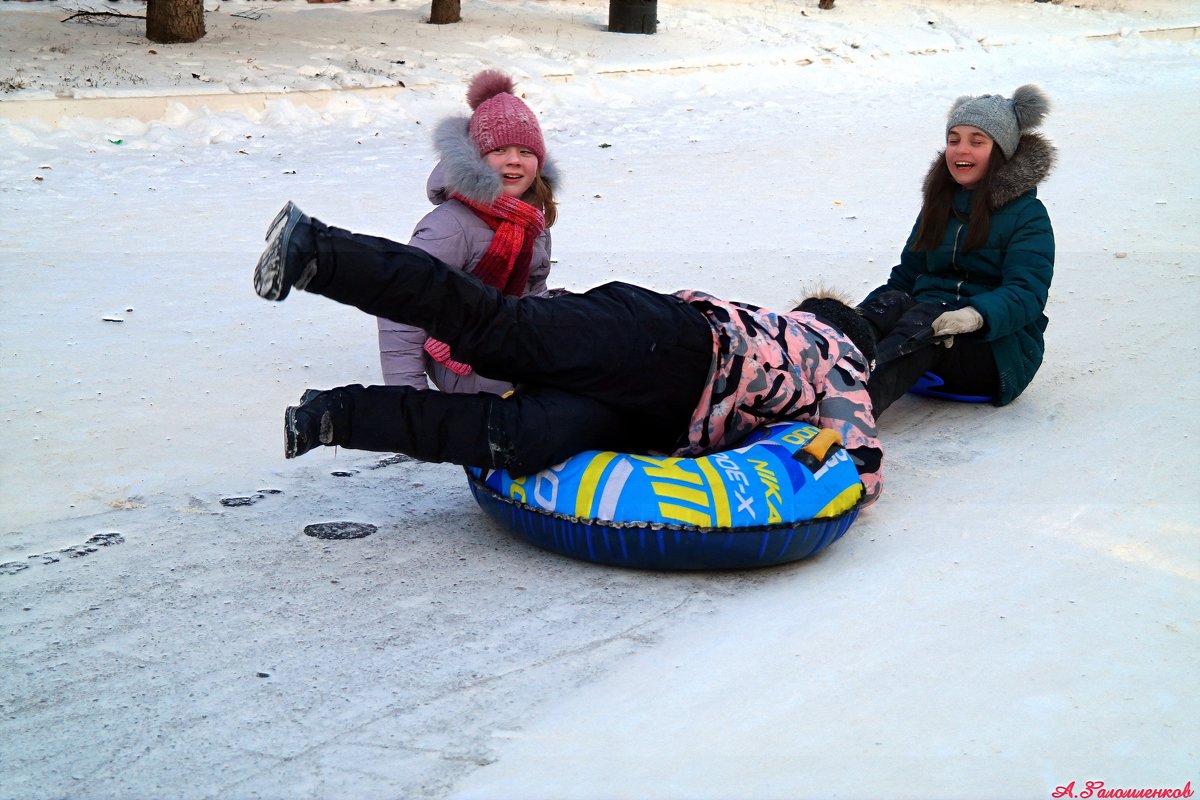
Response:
[932,306,984,337]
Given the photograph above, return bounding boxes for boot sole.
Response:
[254,201,300,301]
[284,404,302,458]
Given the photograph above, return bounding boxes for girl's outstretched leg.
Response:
[252,200,503,329]
[253,201,517,365]
[285,384,639,476]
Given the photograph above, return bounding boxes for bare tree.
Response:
[146,0,205,43]
[425,0,655,33]
[429,0,461,25]
[609,0,656,34]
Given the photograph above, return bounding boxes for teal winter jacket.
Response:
[866,132,1056,405]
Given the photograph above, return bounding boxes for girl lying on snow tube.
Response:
[251,199,882,567]
[250,202,885,513]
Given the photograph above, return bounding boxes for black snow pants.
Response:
[304,219,715,475]
[868,336,999,417]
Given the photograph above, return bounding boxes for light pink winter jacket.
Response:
[377,161,553,393]
[673,290,883,507]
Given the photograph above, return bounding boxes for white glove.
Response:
[932,306,983,337]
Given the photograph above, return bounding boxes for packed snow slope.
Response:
[1,2,1198,799]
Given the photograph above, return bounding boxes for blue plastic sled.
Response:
[909,372,992,404]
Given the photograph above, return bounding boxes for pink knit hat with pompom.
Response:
[467,70,546,167]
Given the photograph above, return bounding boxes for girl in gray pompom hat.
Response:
[857,84,1057,417]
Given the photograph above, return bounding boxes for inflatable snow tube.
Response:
[466,421,864,570]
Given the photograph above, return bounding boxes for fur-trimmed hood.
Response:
[923,131,1056,209]
[427,116,562,205]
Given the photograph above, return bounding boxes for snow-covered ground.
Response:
[2,1,1198,798]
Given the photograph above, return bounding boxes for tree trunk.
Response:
[146,0,205,44]
[429,0,461,25]
[608,0,656,34]
[818,0,836,9]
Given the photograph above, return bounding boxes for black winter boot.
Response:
[856,290,917,340]
[284,388,353,458]
[254,201,318,301]
[873,301,953,365]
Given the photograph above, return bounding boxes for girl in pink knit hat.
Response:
[377,69,562,396]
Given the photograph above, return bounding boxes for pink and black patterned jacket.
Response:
[673,290,883,507]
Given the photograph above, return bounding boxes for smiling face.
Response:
[945,125,995,189]
[484,145,539,198]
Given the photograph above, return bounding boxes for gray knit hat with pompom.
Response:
[946,84,1050,161]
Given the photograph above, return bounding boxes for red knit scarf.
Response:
[423,193,546,376]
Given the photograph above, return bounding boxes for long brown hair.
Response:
[911,147,1006,254]
[524,175,558,228]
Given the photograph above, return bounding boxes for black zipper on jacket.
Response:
[950,197,972,301]
[951,219,965,301]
